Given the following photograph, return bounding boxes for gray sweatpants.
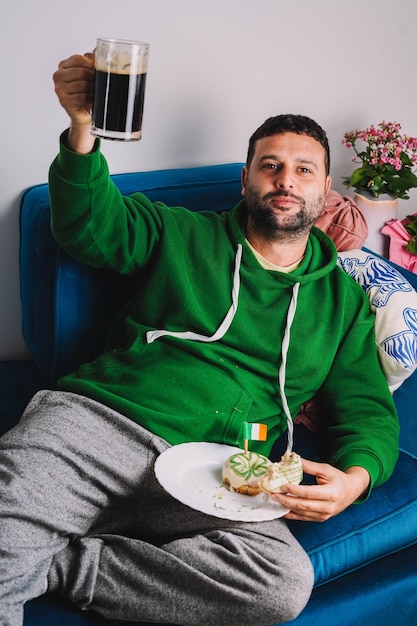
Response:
[0,390,313,626]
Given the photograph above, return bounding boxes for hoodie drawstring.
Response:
[278,282,300,454]
[146,244,243,345]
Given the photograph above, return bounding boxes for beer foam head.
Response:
[95,39,149,74]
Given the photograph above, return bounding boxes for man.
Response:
[0,52,398,626]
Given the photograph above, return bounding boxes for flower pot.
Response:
[353,191,399,257]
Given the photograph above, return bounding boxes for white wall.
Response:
[2,0,417,359]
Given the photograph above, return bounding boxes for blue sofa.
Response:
[2,163,417,625]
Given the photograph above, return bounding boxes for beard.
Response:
[245,186,326,241]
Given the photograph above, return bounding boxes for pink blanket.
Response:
[381,217,417,273]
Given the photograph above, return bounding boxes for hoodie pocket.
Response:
[129,349,255,446]
[68,342,255,448]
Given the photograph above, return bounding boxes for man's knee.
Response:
[218,533,314,625]
[253,552,314,624]
[235,522,314,622]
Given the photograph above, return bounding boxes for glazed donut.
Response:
[260,452,303,494]
[222,451,270,496]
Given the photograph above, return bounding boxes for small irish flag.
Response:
[243,422,268,441]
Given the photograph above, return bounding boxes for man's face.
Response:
[242,133,331,241]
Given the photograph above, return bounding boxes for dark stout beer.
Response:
[92,69,147,140]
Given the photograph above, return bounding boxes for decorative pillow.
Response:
[315,189,368,251]
[295,250,417,431]
[337,249,417,392]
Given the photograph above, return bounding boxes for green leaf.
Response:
[405,240,417,255]
[404,216,417,237]
[401,153,414,167]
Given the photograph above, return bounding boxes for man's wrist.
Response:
[54,129,104,185]
[67,123,96,154]
[345,466,371,502]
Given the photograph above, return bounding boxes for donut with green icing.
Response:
[222,451,271,496]
[260,452,303,494]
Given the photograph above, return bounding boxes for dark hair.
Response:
[246,114,330,175]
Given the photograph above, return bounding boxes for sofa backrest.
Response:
[20,163,244,381]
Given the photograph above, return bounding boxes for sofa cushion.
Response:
[287,542,417,626]
[271,424,417,587]
[24,595,104,625]
[0,361,50,437]
[291,449,417,586]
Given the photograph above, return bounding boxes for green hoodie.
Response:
[48,135,399,490]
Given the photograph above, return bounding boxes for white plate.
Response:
[154,442,289,522]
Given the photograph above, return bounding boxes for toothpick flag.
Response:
[243,422,268,454]
[243,422,268,441]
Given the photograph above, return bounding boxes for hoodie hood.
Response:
[230,200,338,286]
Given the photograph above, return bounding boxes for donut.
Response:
[260,452,303,494]
[222,451,271,496]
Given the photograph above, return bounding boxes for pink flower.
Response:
[342,120,417,199]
